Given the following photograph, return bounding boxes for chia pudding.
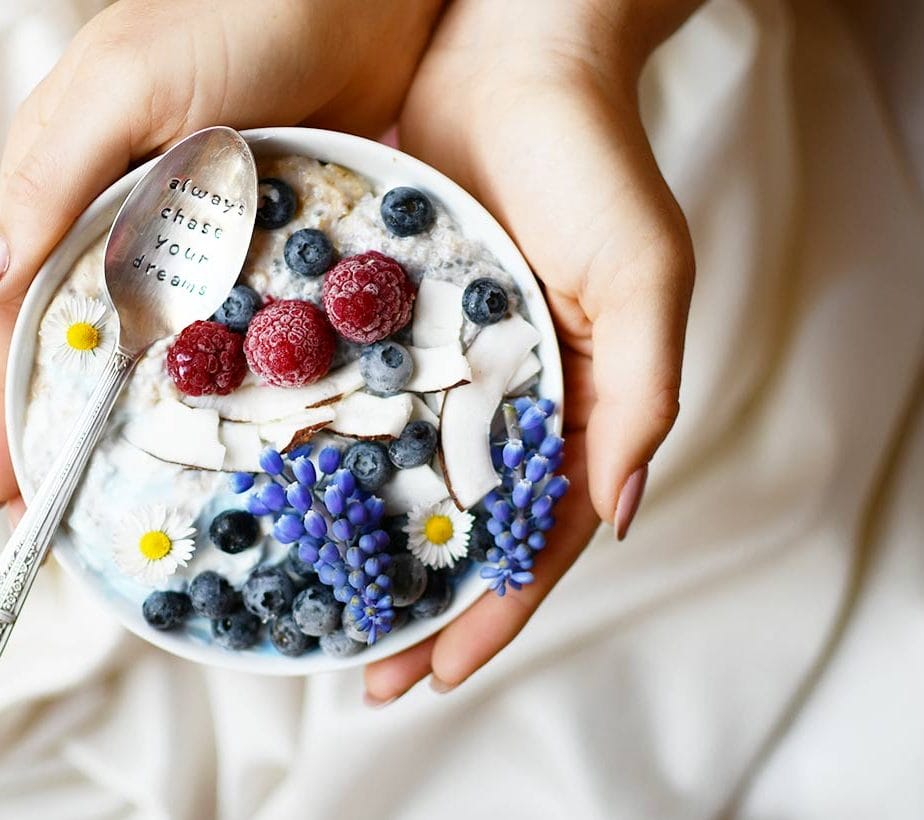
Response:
[21,152,568,659]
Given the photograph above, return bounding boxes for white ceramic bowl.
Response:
[5,127,563,675]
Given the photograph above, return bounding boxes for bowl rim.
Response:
[5,126,563,675]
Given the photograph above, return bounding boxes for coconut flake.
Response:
[258,406,337,451]
[404,343,471,393]
[505,352,541,395]
[409,395,439,428]
[440,316,541,509]
[220,422,263,472]
[412,279,464,348]
[378,465,450,515]
[328,392,413,439]
[123,399,225,470]
[183,361,363,423]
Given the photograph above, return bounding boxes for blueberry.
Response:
[212,608,262,650]
[319,629,366,658]
[389,553,428,607]
[410,570,453,619]
[343,442,392,492]
[142,590,191,631]
[467,512,493,562]
[256,178,297,230]
[284,228,335,277]
[270,613,316,657]
[380,187,434,237]
[285,543,316,581]
[359,341,413,394]
[242,566,296,622]
[462,278,509,325]
[189,570,239,618]
[213,285,262,333]
[209,510,260,554]
[292,583,342,636]
[388,420,437,469]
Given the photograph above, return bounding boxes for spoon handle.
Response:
[0,348,137,656]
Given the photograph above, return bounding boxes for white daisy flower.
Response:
[404,499,473,570]
[41,295,113,371]
[113,506,196,586]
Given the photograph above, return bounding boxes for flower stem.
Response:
[502,403,525,482]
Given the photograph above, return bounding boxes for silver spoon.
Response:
[0,126,257,655]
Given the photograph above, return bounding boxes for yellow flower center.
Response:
[424,515,454,545]
[138,530,172,561]
[66,321,99,351]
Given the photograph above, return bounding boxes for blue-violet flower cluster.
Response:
[230,444,395,644]
[480,398,570,596]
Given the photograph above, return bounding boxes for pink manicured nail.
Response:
[615,465,648,540]
[0,235,9,276]
[430,676,457,694]
[363,691,396,709]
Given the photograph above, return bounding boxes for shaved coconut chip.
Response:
[404,343,471,393]
[409,395,439,428]
[220,422,263,472]
[440,316,541,509]
[378,465,450,515]
[505,352,541,395]
[329,392,413,439]
[124,399,225,470]
[258,406,337,451]
[412,279,464,348]
[184,361,363,423]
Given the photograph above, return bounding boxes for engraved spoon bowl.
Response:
[0,127,257,656]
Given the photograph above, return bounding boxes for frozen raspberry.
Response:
[322,251,415,344]
[243,300,334,387]
[166,320,246,396]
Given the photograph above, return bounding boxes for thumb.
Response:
[584,255,691,534]
[576,103,694,532]
[0,10,200,504]
[403,67,695,530]
[0,42,179,302]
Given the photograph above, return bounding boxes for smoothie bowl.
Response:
[5,127,567,675]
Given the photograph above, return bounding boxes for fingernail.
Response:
[615,464,648,541]
[430,676,457,694]
[363,691,397,709]
[0,235,9,277]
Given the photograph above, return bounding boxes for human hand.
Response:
[365,0,699,703]
[0,0,443,506]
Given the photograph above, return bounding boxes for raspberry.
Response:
[243,300,335,387]
[166,320,246,396]
[322,251,415,344]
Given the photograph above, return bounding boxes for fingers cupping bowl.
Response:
[6,128,566,674]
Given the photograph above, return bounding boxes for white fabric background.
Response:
[0,1,922,818]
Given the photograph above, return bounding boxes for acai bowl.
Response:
[5,127,566,675]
